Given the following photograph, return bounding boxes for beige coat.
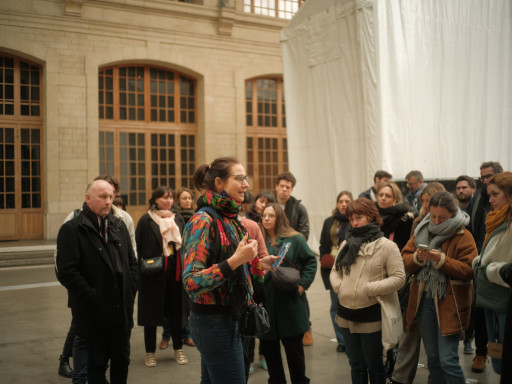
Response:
[330,237,406,333]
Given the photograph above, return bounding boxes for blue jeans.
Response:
[340,327,385,384]
[72,335,87,384]
[329,288,345,347]
[189,312,245,384]
[417,295,465,384]
[484,309,506,374]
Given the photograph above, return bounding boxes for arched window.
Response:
[243,0,302,19]
[0,53,43,240]
[245,77,288,192]
[99,65,196,220]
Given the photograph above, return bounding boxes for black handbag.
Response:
[242,303,270,338]
[269,257,301,292]
[140,255,164,275]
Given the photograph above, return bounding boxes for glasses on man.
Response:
[479,174,495,181]
[232,174,250,184]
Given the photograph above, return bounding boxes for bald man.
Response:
[56,180,138,384]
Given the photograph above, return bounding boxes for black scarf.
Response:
[335,222,383,275]
[377,203,410,236]
[82,202,108,239]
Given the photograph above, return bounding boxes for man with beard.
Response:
[466,161,503,373]
[455,175,476,212]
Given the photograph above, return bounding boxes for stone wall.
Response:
[0,0,286,238]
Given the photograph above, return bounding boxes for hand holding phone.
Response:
[417,244,431,251]
[271,242,292,269]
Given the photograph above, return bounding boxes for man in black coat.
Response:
[56,179,138,384]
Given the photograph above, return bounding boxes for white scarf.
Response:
[148,209,182,257]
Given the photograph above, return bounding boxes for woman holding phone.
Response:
[259,203,317,384]
[402,191,477,384]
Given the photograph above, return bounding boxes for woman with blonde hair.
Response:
[176,187,196,223]
[376,182,416,251]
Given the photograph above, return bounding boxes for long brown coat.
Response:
[402,228,477,336]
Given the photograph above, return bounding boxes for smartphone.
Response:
[272,242,292,269]
[417,244,431,251]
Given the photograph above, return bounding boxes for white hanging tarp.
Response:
[281,0,512,252]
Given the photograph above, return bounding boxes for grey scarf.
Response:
[414,208,469,299]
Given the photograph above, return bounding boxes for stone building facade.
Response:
[0,0,297,240]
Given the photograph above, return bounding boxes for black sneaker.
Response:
[336,344,345,353]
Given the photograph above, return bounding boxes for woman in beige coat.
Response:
[330,198,405,384]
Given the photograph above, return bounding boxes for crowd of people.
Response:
[54,159,512,384]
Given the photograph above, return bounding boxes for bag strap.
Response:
[283,256,301,270]
[449,279,465,338]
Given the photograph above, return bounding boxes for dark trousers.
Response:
[341,327,385,384]
[85,330,131,384]
[474,307,488,356]
[466,306,488,355]
[145,320,182,353]
[260,334,310,384]
[62,315,76,357]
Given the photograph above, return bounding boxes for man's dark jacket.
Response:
[56,210,138,336]
[466,188,490,252]
[284,195,310,240]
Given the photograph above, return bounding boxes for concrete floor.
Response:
[0,264,500,384]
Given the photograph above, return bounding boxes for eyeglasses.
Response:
[231,174,249,184]
[479,174,495,181]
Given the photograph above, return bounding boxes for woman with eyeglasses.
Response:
[472,171,512,376]
[319,190,353,353]
[402,191,477,384]
[259,203,317,384]
[181,157,276,384]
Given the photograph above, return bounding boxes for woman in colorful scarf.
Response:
[181,157,274,384]
[135,186,187,367]
[403,191,477,384]
[319,190,353,353]
[472,171,512,375]
[330,198,405,384]
[259,203,317,384]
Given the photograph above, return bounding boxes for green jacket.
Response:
[261,234,317,340]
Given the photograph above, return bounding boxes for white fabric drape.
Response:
[281,0,512,252]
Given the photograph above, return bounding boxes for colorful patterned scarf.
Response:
[198,190,242,218]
